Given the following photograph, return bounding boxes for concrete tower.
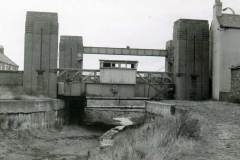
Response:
[59,36,83,69]
[23,11,59,98]
[165,40,174,73]
[173,19,209,100]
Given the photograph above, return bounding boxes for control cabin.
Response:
[99,60,138,85]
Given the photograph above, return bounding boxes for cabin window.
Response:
[103,62,111,68]
[120,63,126,68]
[131,64,135,69]
[111,63,116,68]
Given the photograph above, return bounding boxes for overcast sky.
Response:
[0,0,239,71]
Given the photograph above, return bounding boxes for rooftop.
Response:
[99,59,138,64]
[0,53,18,67]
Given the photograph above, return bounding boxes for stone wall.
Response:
[0,99,65,130]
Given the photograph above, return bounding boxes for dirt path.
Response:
[164,100,240,160]
[0,125,105,160]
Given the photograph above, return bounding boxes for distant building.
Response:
[210,0,240,100]
[0,45,18,71]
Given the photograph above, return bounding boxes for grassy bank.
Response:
[89,111,201,160]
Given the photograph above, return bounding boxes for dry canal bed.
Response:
[0,126,105,160]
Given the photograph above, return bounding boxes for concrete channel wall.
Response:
[0,99,65,130]
[0,71,24,95]
[145,101,177,117]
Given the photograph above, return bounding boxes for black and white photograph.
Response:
[0,0,240,159]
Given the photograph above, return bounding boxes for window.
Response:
[103,62,111,68]
[111,63,116,68]
[127,64,131,69]
[131,64,135,69]
[120,63,125,68]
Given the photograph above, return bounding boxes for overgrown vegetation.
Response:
[89,111,201,160]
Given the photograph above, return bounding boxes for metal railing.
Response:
[52,68,173,84]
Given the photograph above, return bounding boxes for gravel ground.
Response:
[0,125,105,160]
[163,100,240,160]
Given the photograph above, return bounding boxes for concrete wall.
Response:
[86,83,135,98]
[100,69,136,84]
[0,99,65,130]
[24,11,58,98]
[173,19,209,100]
[58,82,84,96]
[57,81,173,99]
[145,101,176,117]
[59,36,83,69]
[85,98,146,125]
[87,98,146,107]
[0,71,24,95]
[0,71,23,86]
[135,83,174,99]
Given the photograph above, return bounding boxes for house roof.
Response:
[0,53,18,66]
[217,14,240,29]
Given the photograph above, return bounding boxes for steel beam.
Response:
[83,46,167,57]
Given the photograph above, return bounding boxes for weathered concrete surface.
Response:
[100,68,136,84]
[173,19,209,100]
[0,71,23,86]
[87,98,147,107]
[86,83,136,98]
[85,98,146,125]
[24,11,58,98]
[145,101,176,117]
[0,99,65,130]
[59,36,83,69]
